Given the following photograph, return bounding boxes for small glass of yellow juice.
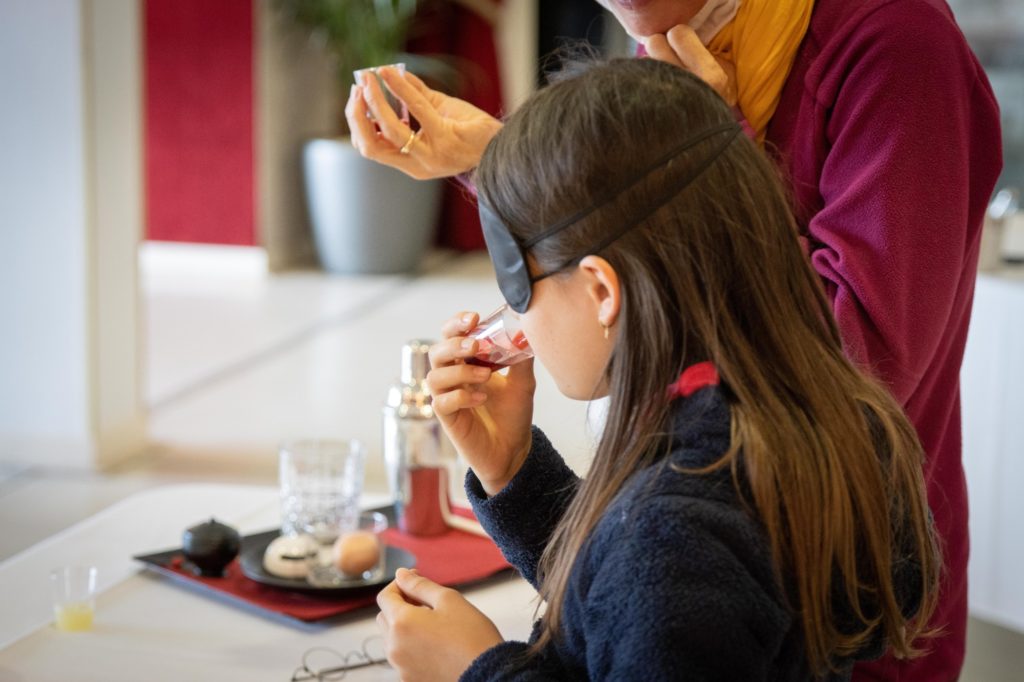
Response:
[50,566,97,632]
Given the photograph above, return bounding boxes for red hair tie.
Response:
[667,362,720,400]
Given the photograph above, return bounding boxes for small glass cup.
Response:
[50,566,97,632]
[465,305,534,369]
[353,63,409,125]
[279,439,365,545]
[308,511,389,587]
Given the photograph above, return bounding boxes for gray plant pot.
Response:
[303,137,443,274]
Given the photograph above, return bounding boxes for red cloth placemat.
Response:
[141,510,510,623]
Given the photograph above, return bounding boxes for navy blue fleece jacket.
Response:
[460,385,917,681]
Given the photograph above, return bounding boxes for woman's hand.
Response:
[377,568,503,681]
[426,311,535,497]
[345,67,503,180]
[645,25,737,108]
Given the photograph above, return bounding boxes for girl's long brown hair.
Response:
[475,58,939,676]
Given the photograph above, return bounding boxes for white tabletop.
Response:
[0,483,536,681]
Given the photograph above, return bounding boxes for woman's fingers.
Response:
[643,34,685,69]
[361,72,414,149]
[425,314,493,417]
[665,25,718,74]
[378,67,444,132]
[377,580,410,621]
[394,568,453,609]
[430,387,488,417]
[426,363,491,395]
[345,85,376,155]
[428,335,478,369]
[403,70,439,101]
[440,311,479,339]
[346,85,406,161]
[650,25,737,106]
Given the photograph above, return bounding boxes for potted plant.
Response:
[275,0,448,274]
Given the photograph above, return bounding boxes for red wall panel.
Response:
[144,0,256,245]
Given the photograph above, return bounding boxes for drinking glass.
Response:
[308,511,389,587]
[50,566,97,632]
[279,439,365,545]
[465,305,534,369]
[353,62,409,125]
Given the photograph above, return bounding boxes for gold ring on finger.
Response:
[399,129,419,155]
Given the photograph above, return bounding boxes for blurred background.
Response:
[0,1,1022,678]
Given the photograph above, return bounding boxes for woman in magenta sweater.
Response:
[347,1,1003,678]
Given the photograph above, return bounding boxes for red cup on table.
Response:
[465,305,533,369]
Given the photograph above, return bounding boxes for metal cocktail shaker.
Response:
[383,340,455,536]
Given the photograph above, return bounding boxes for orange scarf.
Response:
[707,0,815,141]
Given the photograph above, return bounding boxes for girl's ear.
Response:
[577,256,621,329]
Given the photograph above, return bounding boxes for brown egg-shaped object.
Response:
[332,530,381,576]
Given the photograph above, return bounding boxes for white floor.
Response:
[1,242,1021,679]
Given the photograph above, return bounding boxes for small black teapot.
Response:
[182,518,240,577]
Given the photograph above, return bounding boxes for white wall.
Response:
[0,0,146,470]
[0,0,91,461]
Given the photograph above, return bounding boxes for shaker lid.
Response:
[401,339,433,385]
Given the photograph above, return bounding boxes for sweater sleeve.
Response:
[806,4,1001,403]
[465,426,581,588]
[460,641,565,682]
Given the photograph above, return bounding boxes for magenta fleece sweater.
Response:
[766,0,1002,678]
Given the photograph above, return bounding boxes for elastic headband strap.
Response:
[530,123,742,280]
[521,121,741,249]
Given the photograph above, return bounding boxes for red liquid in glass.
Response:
[466,330,531,369]
[465,357,504,370]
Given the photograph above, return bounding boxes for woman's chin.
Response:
[610,0,656,9]
[606,0,702,39]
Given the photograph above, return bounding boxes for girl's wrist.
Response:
[480,440,531,497]
[480,469,517,498]
[480,478,508,498]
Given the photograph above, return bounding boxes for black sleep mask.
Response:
[479,121,742,313]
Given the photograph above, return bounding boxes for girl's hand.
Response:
[426,311,535,497]
[376,568,503,681]
[645,25,738,107]
[345,67,504,180]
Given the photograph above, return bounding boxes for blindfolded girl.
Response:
[374,58,940,682]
